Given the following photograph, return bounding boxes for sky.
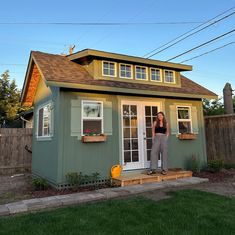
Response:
[0,0,235,97]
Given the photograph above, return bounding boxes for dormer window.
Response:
[164,70,175,83]
[120,64,133,79]
[150,68,162,82]
[102,61,116,77]
[135,66,147,80]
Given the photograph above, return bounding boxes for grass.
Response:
[0,189,234,235]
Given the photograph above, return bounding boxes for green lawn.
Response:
[0,190,234,235]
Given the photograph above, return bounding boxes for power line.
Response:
[166,28,235,61]
[180,41,235,63]
[0,21,203,26]
[143,6,235,58]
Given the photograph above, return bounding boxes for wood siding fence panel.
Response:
[0,128,32,175]
[205,114,235,163]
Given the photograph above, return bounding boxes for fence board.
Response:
[205,114,235,163]
[0,128,32,175]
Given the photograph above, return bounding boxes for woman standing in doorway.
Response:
[148,112,170,175]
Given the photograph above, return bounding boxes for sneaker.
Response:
[161,170,167,175]
[147,170,156,175]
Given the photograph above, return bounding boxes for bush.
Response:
[223,163,235,169]
[207,159,224,172]
[32,177,48,191]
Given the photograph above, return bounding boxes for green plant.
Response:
[223,163,235,169]
[207,159,224,172]
[32,177,48,191]
[191,154,200,173]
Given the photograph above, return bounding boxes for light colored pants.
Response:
[150,134,168,171]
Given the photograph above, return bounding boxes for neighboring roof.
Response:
[67,48,192,72]
[21,51,217,105]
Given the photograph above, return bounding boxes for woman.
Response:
[148,111,170,175]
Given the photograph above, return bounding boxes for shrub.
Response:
[32,177,48,191]
[207,159,224,172]
[223,163,235,169]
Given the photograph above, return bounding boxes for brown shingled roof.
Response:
[30,51,217,98]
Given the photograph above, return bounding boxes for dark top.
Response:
[155,125,167,134]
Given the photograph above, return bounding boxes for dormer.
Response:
[67,49,192,88]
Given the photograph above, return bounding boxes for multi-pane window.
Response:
[164,70,175,83]
[150,68,161,82]
[177,107,192,133]
[135,66,147,80]
[102,61,116,77]
[120,64,132,79]
[82,101,103,135]
[37,103,52,138]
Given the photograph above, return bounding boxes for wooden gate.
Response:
[0,128,32,175]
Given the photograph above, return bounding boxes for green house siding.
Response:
[57,91,120,184]
[32,80,61,185]
[32,85,206,186]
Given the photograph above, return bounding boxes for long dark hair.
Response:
[156,111,167,128]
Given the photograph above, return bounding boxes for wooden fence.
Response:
[0,128,32,175]
[204,114,235,163]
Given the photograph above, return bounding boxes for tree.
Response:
[0,70,22,127]
[203,98,224,116]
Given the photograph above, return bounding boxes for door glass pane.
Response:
[145,117,151,127]
[146,128,152,138]
[131,117,137,127]
[132,139,138,150]
[147,139,152,149]
[131,105,137,115]
[147,150,151,161]
[132,151,139,162]
[124,151,131,162]
[145,106,151,116]
[124,139,131,150]
[131,128,138,138]
[124,128,130,138]
[152,106,158,116]
[123,105,129,115]
[123,116,130,127]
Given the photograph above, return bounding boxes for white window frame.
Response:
[176,106,192,134]
[36,101,53,140]
[164,69,176,83]
[150,68,162,82]
[81,100,104,136]
[102,61,117,77]
[119,63,133,79]
[135,65,148,81]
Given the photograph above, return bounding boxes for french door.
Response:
[121,100,162,170]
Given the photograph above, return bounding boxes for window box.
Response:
[178,133,197,140]
[81,134,107,143]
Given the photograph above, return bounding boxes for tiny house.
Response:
[21,49,217,187]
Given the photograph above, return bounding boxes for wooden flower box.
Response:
[81,135,107,143]
[178,133,197,140]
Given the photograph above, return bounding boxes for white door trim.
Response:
[121,100,163,171]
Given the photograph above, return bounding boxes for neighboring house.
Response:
[21,109,34,128]
[20,49,217,187]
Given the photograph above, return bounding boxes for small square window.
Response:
[102,61,116,77]
[151,68,161,82]
[164,70,175,83]
[120,64,132,79]
[135,66,147,80]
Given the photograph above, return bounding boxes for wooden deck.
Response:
[112,170,193,187]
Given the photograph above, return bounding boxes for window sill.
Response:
[36,136,53,141]
[81,135,107,143]
[178,133,197,140]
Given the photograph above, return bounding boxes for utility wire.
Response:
[180,41,235,63]
[166,28,235,61]
[144,6,235,58]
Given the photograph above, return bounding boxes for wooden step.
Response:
[112,170,193,187]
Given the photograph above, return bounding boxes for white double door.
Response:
[121,100,162,170]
